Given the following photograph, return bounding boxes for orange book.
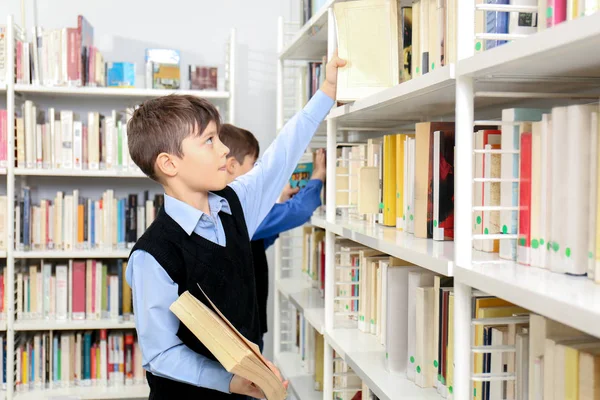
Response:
[78,204,85,244]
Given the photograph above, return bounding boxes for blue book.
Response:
[289,162,313,189]
[106,62,136,88]
[53,336,58,382]
[83,332,92,380]
[91,200,95,248]
[486,0,509,50]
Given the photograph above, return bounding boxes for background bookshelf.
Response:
[1,13,237,400]
[274,1,600,400]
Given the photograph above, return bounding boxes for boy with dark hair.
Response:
[125,54,345,399]
[220,124,325,352]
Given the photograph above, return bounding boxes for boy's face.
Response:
[226,154,257,183]
[177,121,231,191]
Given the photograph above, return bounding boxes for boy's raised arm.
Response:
[229,55,345,236]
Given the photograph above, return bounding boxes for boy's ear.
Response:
[155,152,178,178]
[225,157,238,175]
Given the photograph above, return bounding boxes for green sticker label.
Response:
[396,192,400,198]
[566,247,571,258]
[547,6,553,18]
[475,42,482,51]
[590,251,594,259]
[410,356,415,363]
[434,220,438,227]
[403,215,406,221]
[345,305,349,310]
[502,225,508,234]
[408,205,410,211]
[386,352,388,359]
[519,238,526,246]
[532,239,539,249]
[416,67,420,74]
[477,216,482,225]
[431,63,435,70]
[410,215,414,221]
[416,366,421,373]
[540,238,545,245]
[449,386,453,394]
[438,374,442,382]
[434,360,439,368]
[370,319,374,325]
[553,242,559,252]
[484,228,489,235]
[379,202,384,209]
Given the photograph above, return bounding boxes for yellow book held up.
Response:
[383,135,397,226]
[170,287,287,400]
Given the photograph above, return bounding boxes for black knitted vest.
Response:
[131,187,259,399]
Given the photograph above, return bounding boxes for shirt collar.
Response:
[164,192,232,235]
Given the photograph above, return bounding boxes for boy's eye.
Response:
[206,137,213,144]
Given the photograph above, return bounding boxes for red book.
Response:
[0,110,6,167]
[547,0,567,27]
[518,132,533,265]
[66,28,81,85]
[320,241,325,293]
[72,261,86,319]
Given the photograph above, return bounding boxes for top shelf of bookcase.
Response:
[458,12,600,80]
[14,84,230,100]
[279,0,334,61]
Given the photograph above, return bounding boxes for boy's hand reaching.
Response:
[311,149,326,182]
[279,183,301,202]
[230,361,289,398]
[320,50,347,100]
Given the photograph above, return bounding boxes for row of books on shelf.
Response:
[12,189,162,252]
[13,102,139,172]
[297,232,600,399]
[283,302,380,399]
[2,16,220,90]
[497,105,600,282]
[16,330,145,392]
[16,259,132,322]
[330,0,598,102]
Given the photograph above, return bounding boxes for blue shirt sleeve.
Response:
[126,250,233,392]
[229,90,333,238]
[252,179,323,244]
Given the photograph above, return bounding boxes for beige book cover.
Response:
[170,287,287,400]
[334,0,402,102]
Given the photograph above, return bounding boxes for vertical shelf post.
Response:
[455,0,476,396]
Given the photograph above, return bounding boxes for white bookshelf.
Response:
[278,278,325,335]
[14,168,147,178]
[2,14,237,400]
[275,2,600,400]
[14,84,230,100]
[13,319,136,332]
[275,352,322,400]
[13,385,149,400]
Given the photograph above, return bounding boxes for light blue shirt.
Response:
[126,90,333,393]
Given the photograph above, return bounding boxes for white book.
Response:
[61,334,70,387]
[73,121,83,170]
[415,286,435,388]
[76,333,82,383]
[34,334,41,387]
[95,201,102,249]
[43,122,52,169]
[509,0,538,35]
[72,189,79,249]
[37,266,43,317]
[539,114,552,269]
[42,263,52,319]
[407,270,435,381]
[95,261,102,320]
[111,276,119,319]
[433,131,443,241]
[49,276,56,319]
[60,110,74,169]
[88,112,100,170]
[24,101,35,169]
[136,207,145,240]
[35,123,43,169]
[100,332,108,385]
[384,264,422,374]
[54,192,63,250]
[589,112,599,279]
[379,260,388,346]
[16,273,23,320]
[563,105,596,275]
[105,116,115,170]
[403,137,409,232]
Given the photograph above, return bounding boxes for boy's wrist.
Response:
[320,82,336,100]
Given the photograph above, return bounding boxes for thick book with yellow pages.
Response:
[170,286,287,400]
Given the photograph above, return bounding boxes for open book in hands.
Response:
[169,284,287,400]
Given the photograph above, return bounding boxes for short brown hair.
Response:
[219,124,260,164]
[127,95,221,181]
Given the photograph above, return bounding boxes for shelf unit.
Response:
[1,14,237,400]
[275,3,600,400]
